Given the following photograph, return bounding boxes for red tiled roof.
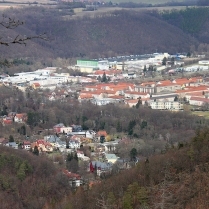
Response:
[125,99,138,104]
[190,97,209,103]
[63,170,81,179]
[15,113,27,119]
[33,83,41,87]
[3,120,13,125]
[176,86,208,93]
[97,130,107,136]
[79,94,93,99]
[125,91,149,95]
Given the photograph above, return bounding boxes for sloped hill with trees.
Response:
[65,128,209,209]
[0,146,70,209]
[0,7,200,60]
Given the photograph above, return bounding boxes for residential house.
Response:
[6,142,18,149]
[103,153,119,164]
[22,141,31,150]
[14,113,27,123]
[2,116,13,126]
[96,130,107,143]
[135,82,156,94]
[185,92,207,103]
[156,81,182,93]
[31,82,41,89]
[176,86,209,98]
[89,161,113,176]
[34,139,53,152]
[0,138,8,145]
[189,97,209,106]
[63,169,83,187]
[124,91,150,99]
[53,123,72,134]
[124,99,139,107]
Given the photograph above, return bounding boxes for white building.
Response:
[150,101,183,110]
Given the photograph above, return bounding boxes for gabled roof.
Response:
[97,130,107,137]
[15,113,27,119]
[176,86,208,93]
[63,169,81,179]
[105,153,118,160]
[32,83,41,87]
[79,94,93,99]
[124,99,138,104]
[190,97,209,103]
[0,138,8,144]
[124,91,149,95]
[23,141,31,145]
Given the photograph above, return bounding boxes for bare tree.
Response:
[0,14,48,46]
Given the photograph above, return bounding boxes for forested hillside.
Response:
[0,146,70,208]
[0,6,204,60]
[65,127,209,209]
[1,126,209,208]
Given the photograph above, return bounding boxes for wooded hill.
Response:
[1,127,209,208]
[0,146,70,209]
[66,127,209,209]
[2,6,209,61]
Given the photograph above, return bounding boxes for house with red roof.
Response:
[2,116,13,126]
[0,138,8,145]
[63,169,82,187]
[22,141,31,150]
[124,99,139,107]
[189,97,209,106]
[53,123,72,134]
[31,82,41,89]
[124,91,150,99]
[32,139,53,152]
[14,113,27,123]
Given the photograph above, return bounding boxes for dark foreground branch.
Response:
[0,33,48,46]
[0,15,24,29]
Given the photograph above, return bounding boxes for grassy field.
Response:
[191,111,209,119]
[67,5,189,20]
[111,0,185,4]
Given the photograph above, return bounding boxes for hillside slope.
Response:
[66,128,209,209]
[0,146,70,208]
[0,7,199,60]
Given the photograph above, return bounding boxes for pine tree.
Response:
[9,135,14,142]
[101,72,107,83]
[33,146,39,156]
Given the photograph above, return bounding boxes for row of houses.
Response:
[1,113,27,126]
[77,77,209,110]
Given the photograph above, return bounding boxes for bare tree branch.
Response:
[0,14,24,29]
[0,33,48,46]
[0,15,48,46]
[0,15,49,66]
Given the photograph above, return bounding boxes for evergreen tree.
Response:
[33,146,39,156]
[74,153,78,161]
[9,135,14,142]
[136,98,142,109]
[130,148,137,161]
[162,57,167,66]
[122,192,133,209]
[67,153,73,162]
[143,65,147,73]
[101,72,107,83]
